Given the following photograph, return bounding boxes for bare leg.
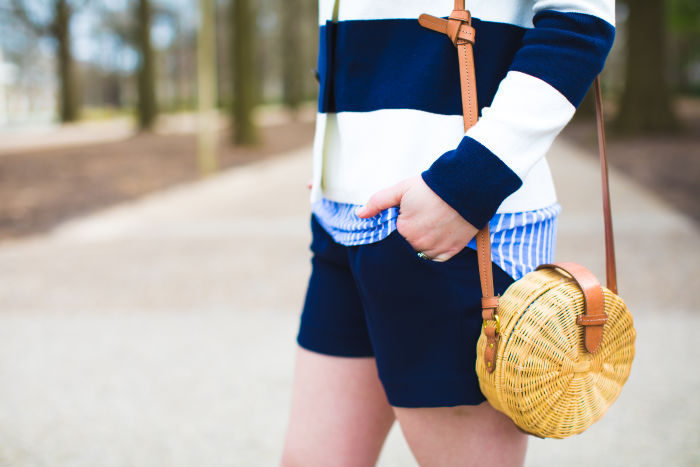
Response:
[393,401,528,467]
[280,346,396,467]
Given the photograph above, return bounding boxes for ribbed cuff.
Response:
[421,136,523,229]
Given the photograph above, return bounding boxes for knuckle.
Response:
[395,216,409,234]
[396,218,417,244]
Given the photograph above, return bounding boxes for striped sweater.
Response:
[309,0,615,230]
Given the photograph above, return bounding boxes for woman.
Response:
[281,1,615,465]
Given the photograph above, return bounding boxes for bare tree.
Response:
[98,0,176,130]
[136,0,157,130]
[614,0,679,134]
[306,0,320,102]
[230,0,258,145]
[10,0,86,122]
[197,0,218,174]
[281,0,303,113]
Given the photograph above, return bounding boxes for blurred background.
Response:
[0,1,698,466]
[0,0,697,239]
[0,0,320,239]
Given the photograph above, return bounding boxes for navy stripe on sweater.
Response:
[317,11,614,113]
[510,10,615,106]
[317,17,524,114]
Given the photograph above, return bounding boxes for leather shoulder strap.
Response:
[593,77,618,294]
[418,2,618,364]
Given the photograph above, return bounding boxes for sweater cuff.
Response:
[421,136,523,229]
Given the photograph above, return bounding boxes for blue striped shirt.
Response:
[312,199,561,281]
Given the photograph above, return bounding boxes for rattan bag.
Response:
[474,262,636,438]
[419,2,636,439]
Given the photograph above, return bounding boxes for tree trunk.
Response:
[197,0,219,175]
[281,0,303,113]
[231,0,258,145]
[55,0,78,122]
[614,0,679,134]
[307,0,320,101]
[137,0,157,130]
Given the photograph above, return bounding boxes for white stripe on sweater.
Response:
[311,108,559,213]
[319,0,614,27]
[466,70,576,181]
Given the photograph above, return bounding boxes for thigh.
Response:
[393,402,528,467]
[281,346,396,467]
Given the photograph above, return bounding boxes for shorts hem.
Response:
[296,331,374,358]
[382,379,487,408]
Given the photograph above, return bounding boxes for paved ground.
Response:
[0,106,315,156]
[0,139,698,466]
[0,107,316,242]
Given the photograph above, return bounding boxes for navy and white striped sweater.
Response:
[309,0,615,230]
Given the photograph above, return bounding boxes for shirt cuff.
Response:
[420,135,523,229]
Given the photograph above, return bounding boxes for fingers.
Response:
[355,180,410,218]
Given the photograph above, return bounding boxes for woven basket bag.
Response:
[474,263,636,438]
[419,1,637,439]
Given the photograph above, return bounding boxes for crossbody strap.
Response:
[419,0,617,368]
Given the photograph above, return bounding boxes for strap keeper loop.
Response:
[577,314,608,326]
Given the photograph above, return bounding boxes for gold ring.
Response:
[417,251,432,261]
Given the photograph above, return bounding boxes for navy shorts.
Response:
[296,214,515,408]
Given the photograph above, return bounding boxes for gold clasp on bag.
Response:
[482,314,500,334]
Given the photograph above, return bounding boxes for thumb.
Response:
[355,180,409,218]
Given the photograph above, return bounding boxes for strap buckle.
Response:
[482,314,501,334]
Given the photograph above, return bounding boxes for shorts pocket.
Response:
[389,228,474,269]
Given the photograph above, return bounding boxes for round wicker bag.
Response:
[475,263,636,439]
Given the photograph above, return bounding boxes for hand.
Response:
[355,175,478,262]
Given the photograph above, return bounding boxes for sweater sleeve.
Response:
[420,1,616,229]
